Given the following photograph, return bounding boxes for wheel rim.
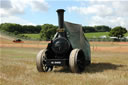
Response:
[69,49,85,73]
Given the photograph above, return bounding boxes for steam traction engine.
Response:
[36,9,91,73]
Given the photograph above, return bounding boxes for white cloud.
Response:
[0,15,35,25]
[68,4,113,16]
[89,16,128,28]
[0,0,49,24]
[0,0,49,16]
[30,0,48,12]
[112,1,128,16]
[67,0,128,29]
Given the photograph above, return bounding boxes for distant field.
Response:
[85,32,128,38]
[22,32,128,39]
[85,32,109,38]
[22,32,109,39]
[22,33,40,39]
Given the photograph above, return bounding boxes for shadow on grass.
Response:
[84,63,124,73]
[54,67,71,73]
[54,63,124,73]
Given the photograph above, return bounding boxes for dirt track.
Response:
[0,44,47,48]
[0,36,49,48]
[0,38,128,53]
[90,42,128,52]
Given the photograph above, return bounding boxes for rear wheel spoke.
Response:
[36,49,53,72]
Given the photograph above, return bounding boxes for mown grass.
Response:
[85,32,109,38]
[22,32,128,39]
[125,32,128,36]
[85,32,128,38]
[0,47,41,58]
[22,32,110,39]
[22,33,40,39]
[1,43,128,85]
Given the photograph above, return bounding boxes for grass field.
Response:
[1,41,128,85]
[22,34,40,39]
[85,32,128,38]
[85,32,109,38]
[21,32,128,39]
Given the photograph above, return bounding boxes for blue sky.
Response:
[17,0,86,25]
[0,0,128,29]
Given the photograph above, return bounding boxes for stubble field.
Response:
[0,36,128,85]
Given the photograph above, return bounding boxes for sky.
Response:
[0,0,128,30]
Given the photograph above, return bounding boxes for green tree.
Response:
[83,26,96,33]
[94,25,111,32]
[109,26,127,39]
[14,31,19,35]
[40,24,57,40]
[35,25,42,33]
[0,23,22,33]
[0,23,42,34]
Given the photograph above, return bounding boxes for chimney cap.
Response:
[56,9,65,12]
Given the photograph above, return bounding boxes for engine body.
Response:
[46,9,72,60]
[51,37,70,54]
[36,9,91,73]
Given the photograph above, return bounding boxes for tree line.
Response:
[83,25,111,33]
[0,23,111,33]
[0,23,127,40]
[0,23,41,34]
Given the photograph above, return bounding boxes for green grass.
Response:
[21,32,128,39]
[125,32,128,36]
[22,33,40,39]
[85,32,109,38]
[85,32,128,38]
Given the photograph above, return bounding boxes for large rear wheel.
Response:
[69,49,85,73]
[36,49,53,72]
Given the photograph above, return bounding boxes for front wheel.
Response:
[69,49,85,73]
[36,49,53,72]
